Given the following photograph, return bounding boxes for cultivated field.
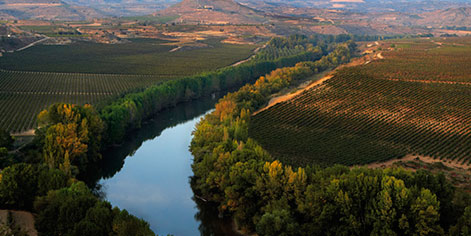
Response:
[0,38,257,133]
[0,38,256,75]
[0,70,171,133]
[250,37,471,166]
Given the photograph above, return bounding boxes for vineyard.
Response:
[0,70,173,133]
[249,38,471,166]
[0,38,257,133]
[0,38,256,75]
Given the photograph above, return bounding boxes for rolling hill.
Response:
[156,0,267,24]
[238,0,471,13]
[418,7,471,27]
[63,0,180,17]
[0,0,105,20]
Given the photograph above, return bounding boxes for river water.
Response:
[86,95,239,236]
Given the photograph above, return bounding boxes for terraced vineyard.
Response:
[0,70,173,133]
[250,38,471,166]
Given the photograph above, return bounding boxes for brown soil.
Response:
[253,74,333,115]
[379,77,471,86]
[0,210,37,236]
[252,43,383,115]
[365,154,471,170]
[11,129,35,136]
[231,42,268,67]
[3,3,62,7]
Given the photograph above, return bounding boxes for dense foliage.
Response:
[250,39,471,166]
[253,34,418,62]
[190,41,471,235]
[34,182,154,236]
[0,162,156,235]
[37,103,104,175]
[99,40,332,144]
[0,129,13,150]
[0,163,69,210]
[0,129,15,169]
[0,34,343,235]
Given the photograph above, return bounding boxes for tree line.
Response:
[0,104,156,235]
[189,43,471,235]
[0,33,445,235]
[0,34,351,235]
[98,44,327,144]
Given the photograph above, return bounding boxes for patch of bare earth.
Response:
[253,44,383,115]
[366,154,470,170]
[0,210,37,236]
[253,75,334,115]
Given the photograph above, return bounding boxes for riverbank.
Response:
[190,42,356,234]
[0,35,360,236]
[188,39,471,235]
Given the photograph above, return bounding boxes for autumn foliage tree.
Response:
[190,43,471,235]
[38,104,104,175]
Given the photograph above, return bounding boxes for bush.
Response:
[34,182,155,236]
[0,163,69,210]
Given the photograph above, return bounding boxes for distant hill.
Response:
[238,0,471,13]
[418,7,471,27]
[63,0,179,17]
[156,0,266,24]
[0,0,106,20]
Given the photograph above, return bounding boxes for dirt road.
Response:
[365,154,470,169]
[253,74,333,115]
[16,37,49,52]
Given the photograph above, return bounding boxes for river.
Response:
[85,94,240,236]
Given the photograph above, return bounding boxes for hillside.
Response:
[238,0,471,13]
[0,0,105,20]
[156,0,266,24]
[64,0,180,17]
[250,38,471,167]
[418,7,471,27]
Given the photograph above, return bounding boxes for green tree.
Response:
[39,104,104,175]
[449,207,471,236]
[112,209,155,236]
[256,209,299,236]
[410,189,444,236]
[0,129,14,150]
[0,163,38,210]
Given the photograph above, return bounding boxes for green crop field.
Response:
[0,70,173,133]
[121,15,179,24]
[0,38,256,75]
[249,38,471,167]
[0,38,257,133]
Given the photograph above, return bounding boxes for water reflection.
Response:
[85,94,239,236]
[193,198,243,236]
[83,96,219,186]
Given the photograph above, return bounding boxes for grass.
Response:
[249,37,471,167]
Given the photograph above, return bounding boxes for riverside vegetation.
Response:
[0,38,257,133]
[250,38,471,167]
[189,38,471,235]
[0,34,356,235]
